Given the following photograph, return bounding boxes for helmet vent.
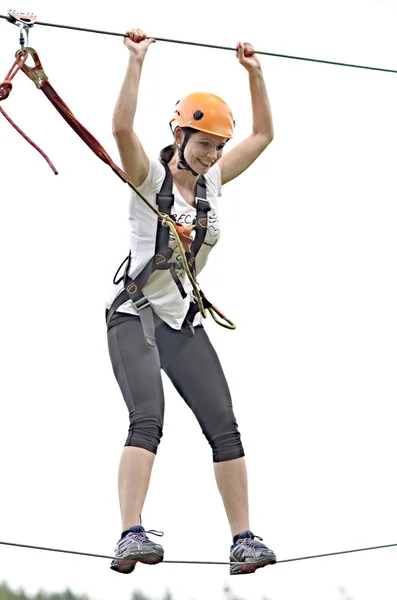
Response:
[193,110,204,121]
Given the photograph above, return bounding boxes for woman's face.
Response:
[179,130,228,174]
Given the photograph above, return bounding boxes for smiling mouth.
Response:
[197,158,212,167]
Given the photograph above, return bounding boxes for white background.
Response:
[0,1,396,599]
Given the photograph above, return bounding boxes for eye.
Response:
[217,145,225,151]
[200,141,210,147]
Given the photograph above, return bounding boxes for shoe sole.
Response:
[110,558,137,574]
[111,550,164,574]
[230,555,277,575]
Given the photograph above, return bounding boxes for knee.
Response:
[125,414,163,455]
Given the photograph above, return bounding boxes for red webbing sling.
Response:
[17,48,129,184]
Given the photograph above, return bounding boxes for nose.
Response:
[207,147,217,160]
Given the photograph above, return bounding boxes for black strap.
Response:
[189,197,210,258]
[196,174,206,199]
[121,272,157,346]
[184,292,213,326]
[155,161,174,266]
[113,252,131,285]
[186,176,210,276]
[169,264,188,299]
[108,158,210,343]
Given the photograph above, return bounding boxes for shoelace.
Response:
[130,529,164,543]
[238,533,264,546]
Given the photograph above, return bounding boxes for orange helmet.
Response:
[170,92,234,139]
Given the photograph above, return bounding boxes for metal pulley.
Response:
[7,9,37,48]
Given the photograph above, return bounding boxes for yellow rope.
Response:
[208,307,236,330]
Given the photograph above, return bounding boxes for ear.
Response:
[174,126,184,147]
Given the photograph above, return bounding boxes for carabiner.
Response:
[15,47,48,89]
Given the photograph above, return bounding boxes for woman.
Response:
[106,28,275,576]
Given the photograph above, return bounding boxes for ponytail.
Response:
[159,144,176,164]
[159,128,198,164]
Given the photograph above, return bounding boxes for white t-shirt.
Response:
[105,157,222,329]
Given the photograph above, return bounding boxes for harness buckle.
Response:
[134,297,151,312]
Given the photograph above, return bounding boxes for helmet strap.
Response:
[176,129,199,177]
[177,149,199,177]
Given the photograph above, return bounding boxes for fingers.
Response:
[124,28,156,47]
[243,42,255,57]
[236,41,255,58]
[126,28,146,43]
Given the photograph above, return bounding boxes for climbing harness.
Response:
[107,160,212,345]
[2,12,236,337]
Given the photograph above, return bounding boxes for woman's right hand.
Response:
[124,28,156,58]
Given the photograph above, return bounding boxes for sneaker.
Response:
[230,530,277,575]
[110,525,164,574]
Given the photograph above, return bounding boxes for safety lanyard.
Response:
[1,12,236,330]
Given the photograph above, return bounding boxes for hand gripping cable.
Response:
[11,45,236,330]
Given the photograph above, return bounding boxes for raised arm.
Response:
[218,42,274,185]
[112,29,155,187]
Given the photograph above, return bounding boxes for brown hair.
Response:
[159,127,198,164]
[159,143,176,164]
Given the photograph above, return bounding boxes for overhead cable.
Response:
[1,13,397,74]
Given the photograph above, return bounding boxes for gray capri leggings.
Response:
[107,310,245,462]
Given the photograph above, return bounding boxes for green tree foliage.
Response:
[223,585,272,600]
[131,592,151,600]
[0,584,89,600]
[223,585,246,600]
[0,583,28,600]
[1,581,267,600]
[130,589,174,600]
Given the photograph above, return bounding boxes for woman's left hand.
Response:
[236,42,261,72]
